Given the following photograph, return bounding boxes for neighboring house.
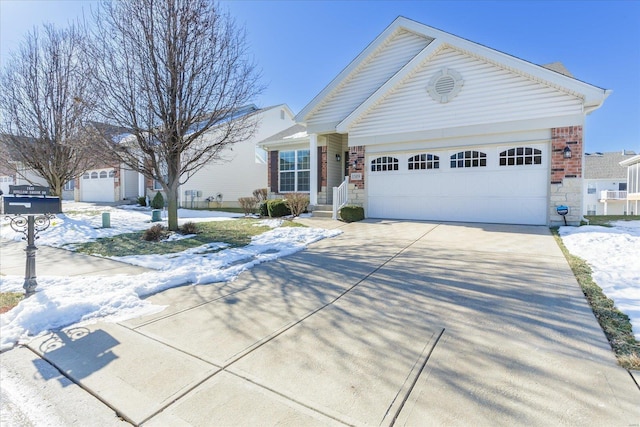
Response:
[149,104,296,208]
[76,122,140,203]
[583,151,635,215]
[0,170,15,195]
[260,17,610,225]
[620,154,640,215]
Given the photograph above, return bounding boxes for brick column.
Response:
[347,145,366,209]
[550,126,583,225]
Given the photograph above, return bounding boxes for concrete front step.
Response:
[312,210,333,218]
[311,204,333,218]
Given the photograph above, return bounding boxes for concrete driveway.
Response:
[18,220,640,425]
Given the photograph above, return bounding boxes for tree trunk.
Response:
[167,186,179,231]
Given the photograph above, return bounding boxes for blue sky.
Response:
[1,0,638,153]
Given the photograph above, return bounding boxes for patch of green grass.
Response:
[0,292,24,314]
[552,228,640,370]
[195,207,247,214]
[74,219,305,257]
[583,215,640,227]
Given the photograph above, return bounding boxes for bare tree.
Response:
[87,0,262,230]
[0,23,99,198]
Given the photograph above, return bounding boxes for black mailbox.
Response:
[3,196,62,215]
[556,205,569,216]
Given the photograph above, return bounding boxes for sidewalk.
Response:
[1,221,639,426]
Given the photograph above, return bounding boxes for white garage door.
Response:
[81,169,115,202]
[367,144,549,225]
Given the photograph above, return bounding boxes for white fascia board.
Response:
[295,17,411,124]
[258,136,310,150]
[347,114,584,148]
[336,40,444,133]
[620,155,640,166]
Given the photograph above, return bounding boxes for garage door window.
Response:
[499,147,542,166]
[371,156,398,172]
[450,151,486,168]
[408,154,439,170]
[279,150,310,192]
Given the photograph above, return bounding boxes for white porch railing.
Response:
[600,190,627,200]
[332,177,349,220]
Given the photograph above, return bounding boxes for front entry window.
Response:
[279,150,310,192]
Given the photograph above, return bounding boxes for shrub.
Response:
[238,197,258,215]
[252,188,268,203]
[179,221,198,235]
[284,193,309,217]
[267,199,291,218]
[137,196,147,207]
[142,224,167,241]
[339,205,364,223]
[150,192,164,209]
[259,202,269,217]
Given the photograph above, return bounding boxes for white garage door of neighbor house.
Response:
[81,169,115,202]
[367,144,549,225]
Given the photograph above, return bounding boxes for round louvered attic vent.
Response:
[427,68,463,103]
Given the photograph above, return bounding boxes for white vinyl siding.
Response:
[306,30,432,131]
[183,106,294,207]
[348,47,583,139]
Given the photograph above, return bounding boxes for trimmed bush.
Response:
[150,192,164,209]
[238,197,258,215]
[179,221,198,235]
[253,188,268,203]
[142,224,167,241]
[259,201,269,217]
[137,196,147,207]
[284,193,309,217]
[267,199,291,218]
[339,205,364,223]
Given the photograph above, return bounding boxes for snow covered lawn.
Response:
[559,221,640,340]
[0,203,341,350]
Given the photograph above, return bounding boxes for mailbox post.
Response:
[4,185,61,296]
[556,205,569,226]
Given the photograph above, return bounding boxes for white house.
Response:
[175,104,295,208]
[583,151,635,215]
[260,17,610,225]
[83,104,295,207]
[620,154,640,215]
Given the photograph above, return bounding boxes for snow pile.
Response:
[559,221,640,340]
[0,204,341,350]
[0,204,242,246]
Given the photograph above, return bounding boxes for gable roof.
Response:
[296,16,610,133]
[584,151,636,179]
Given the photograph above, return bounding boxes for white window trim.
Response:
[279,150,310,193]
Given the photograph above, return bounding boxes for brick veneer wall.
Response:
[320,146,327,189]
[550,126,583,225]
[347,145,367,209]
[348,146,366,189]
[551,126,582,183]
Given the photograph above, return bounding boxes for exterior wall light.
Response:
[563,146,572,159]
[336,154,341,162]
[353,160,358,169]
